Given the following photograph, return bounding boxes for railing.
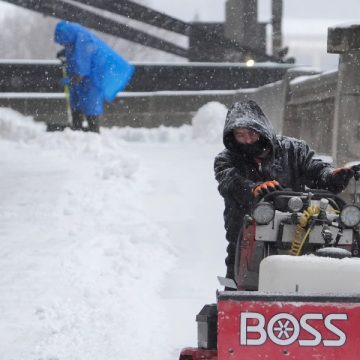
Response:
[0,60,291,92]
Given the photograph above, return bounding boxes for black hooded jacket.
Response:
[214,100,339,268]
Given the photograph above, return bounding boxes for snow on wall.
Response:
[101,101,227,145]
[107,124,192,143]
[0,107,45,142]
[191,101,228,144]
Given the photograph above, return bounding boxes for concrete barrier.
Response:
[0,66,317,131]
[328,24,360,166]
[284,70,337,155]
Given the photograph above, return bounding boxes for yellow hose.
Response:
[290,206,320,256]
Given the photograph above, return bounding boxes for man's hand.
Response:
[330,167,354,188]
[352,164,360,181]
[56,48,66,62]
[59,76,83,87]
[59,77,70,86]
[253,180,282,198]
[70,75,83,85]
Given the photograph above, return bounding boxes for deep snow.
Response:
[0,103,227,360]
[3,102,360,359]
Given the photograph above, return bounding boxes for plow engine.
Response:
[235,189,360,291]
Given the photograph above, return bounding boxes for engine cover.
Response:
[258,255,360,294]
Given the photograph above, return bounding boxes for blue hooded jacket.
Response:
[55,21,135,116]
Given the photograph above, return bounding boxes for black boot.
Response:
[71,110,84,131]
[87,115,100,133]
[224,264,237,291]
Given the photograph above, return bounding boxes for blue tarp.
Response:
[55,21,135,116]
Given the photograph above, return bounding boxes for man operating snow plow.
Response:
[179,100,360,359]
[179,185,360,360]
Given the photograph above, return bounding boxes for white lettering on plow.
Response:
[240,312,348,347]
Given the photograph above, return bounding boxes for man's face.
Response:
[233,128,260,144]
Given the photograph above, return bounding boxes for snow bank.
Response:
[290,69,337,86]
[191,101,228,144]
[0,108,177,360]
[106,124,192,143]
[0,107,45,142]
[101,101,228,145]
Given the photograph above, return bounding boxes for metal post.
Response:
[225,0,258,48]
[272,0,283,57]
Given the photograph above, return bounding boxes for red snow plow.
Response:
[179,179,360,359]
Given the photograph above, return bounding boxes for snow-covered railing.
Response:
[0,61,294,129]
[0,61,291,93]
[0,66,318,132]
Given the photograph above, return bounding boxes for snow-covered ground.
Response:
[0,103,227,360]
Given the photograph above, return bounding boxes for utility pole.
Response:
[272,0,283,57]
[225,0,259,49]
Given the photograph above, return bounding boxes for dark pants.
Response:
[223,204,245,281]
[225,241,236,280]
[224,243,236,291]
[72,110,100,133]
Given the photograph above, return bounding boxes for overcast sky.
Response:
[1,0,359,29]
[148,0,360,23]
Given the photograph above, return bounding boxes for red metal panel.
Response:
[218,299,360,359]
[179,347,218,360]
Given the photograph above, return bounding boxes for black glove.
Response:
[330,167,354,188]
[56,48,66,61]
[253,180,283,198]
[351,164,360,181]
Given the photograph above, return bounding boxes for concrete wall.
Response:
[0,91,243,128]
[0,68,316,139]
[0,85,288,131]
[0,67,336,147]
[103,91,247,128]
[0,94,67,125]
[283,70,337,155]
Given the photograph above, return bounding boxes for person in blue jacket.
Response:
[54,21,135,133]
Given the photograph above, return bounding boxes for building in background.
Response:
[0,0,356,70]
